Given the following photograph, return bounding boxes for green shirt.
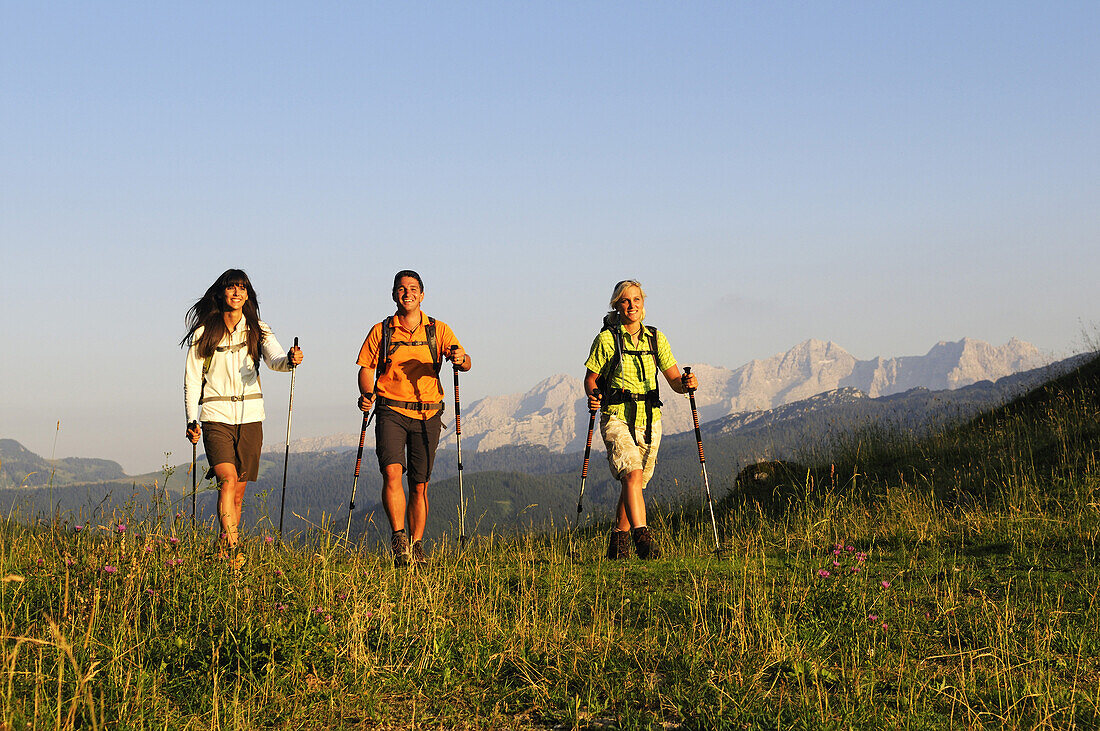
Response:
[585,322,676,427]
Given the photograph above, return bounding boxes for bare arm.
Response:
[663,365,698,394]
[584,370,601,411]
[357,367,376,412]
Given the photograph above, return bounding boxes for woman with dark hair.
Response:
[182,269,302,563]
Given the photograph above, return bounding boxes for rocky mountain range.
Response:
[274,337,1050,455]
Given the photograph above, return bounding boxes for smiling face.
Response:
[614,285,645,328]
[223,280,249,313]
[392,276,425,315]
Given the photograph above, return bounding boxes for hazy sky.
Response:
[2,2,1097,473]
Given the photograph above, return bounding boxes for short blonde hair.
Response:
[608,279,646,322]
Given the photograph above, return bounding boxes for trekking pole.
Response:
[451,346,467,549]
[189,421,198,524]
[344,412,370,545]
[278,337,298,537]
[576,390,598,519]
[684,367,722,557]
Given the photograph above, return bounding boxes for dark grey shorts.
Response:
[202,421,263,482]
[375,406,443,484]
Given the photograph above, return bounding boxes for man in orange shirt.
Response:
[357,270,471,566]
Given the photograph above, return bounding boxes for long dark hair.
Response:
[180,269,263,365]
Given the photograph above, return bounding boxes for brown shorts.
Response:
[375,406,443,484]
[202,421,263,482]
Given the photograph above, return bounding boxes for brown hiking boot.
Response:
[632,526,661,560]
[391,530,411,567]
[411,539,427,565]
[606,530,631,560]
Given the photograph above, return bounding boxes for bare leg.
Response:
[408,482,429,543]
[616,469,647,531]
[213,463,247,551]
[381,463,407,532]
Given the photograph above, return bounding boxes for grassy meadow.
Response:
[2,357,1100,729]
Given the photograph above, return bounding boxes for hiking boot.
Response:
[606,530,631,560]
[632,526,661,560]
[391,530,411,568]
[411,539,427,565]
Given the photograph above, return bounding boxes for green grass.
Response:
[4,359,1100,729]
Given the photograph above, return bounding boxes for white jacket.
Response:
[183,319,293,425]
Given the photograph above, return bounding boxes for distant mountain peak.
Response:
[272,337,1052,457]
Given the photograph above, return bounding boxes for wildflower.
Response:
[116,523,127,534]
[276,604,288,612]
[324,613,332,622]
[168,537,179,545]
[264,536,274,544]
[313,606,323,614]
[833,548,842,556]
[103,565,119,574]
[65,558,76,567]
[851,566,861,573]
[274,569,284,578]
[74,525,83,532]
[144,545,154,553]
[337,593,347,601]
[817,569,831,578]
[856,552,867,563]
[832,559,840,567]
[882,622,888,630]
[36,559,44,567]
[880,580,891,589]
[846,545,854,552]
[869,614,878,622]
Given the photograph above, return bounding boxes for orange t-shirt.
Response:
[356,313,461,420]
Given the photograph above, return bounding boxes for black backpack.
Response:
[595,314,662,442]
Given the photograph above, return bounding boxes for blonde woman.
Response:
[583,279,697,559]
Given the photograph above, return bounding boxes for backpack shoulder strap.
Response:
[425,317,441,375]
[374,317,393,383]
[595,323,623,396]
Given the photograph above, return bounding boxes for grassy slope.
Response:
[1,357,1099,728]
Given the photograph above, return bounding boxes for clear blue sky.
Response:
[2,2,1097,472]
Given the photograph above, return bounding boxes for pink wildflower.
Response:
[264,536,274,544]
[869,614,878,622]
[168,537,179,545]
[116,523,127,534]
[817,569,831,578]
[103,565,118,574]
[880,580,891,589]
[74,525,84,532]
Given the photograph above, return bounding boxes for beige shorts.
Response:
[600,414,662,486]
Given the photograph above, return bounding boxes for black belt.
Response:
[376,396,444,412]
[604,389,662,407]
